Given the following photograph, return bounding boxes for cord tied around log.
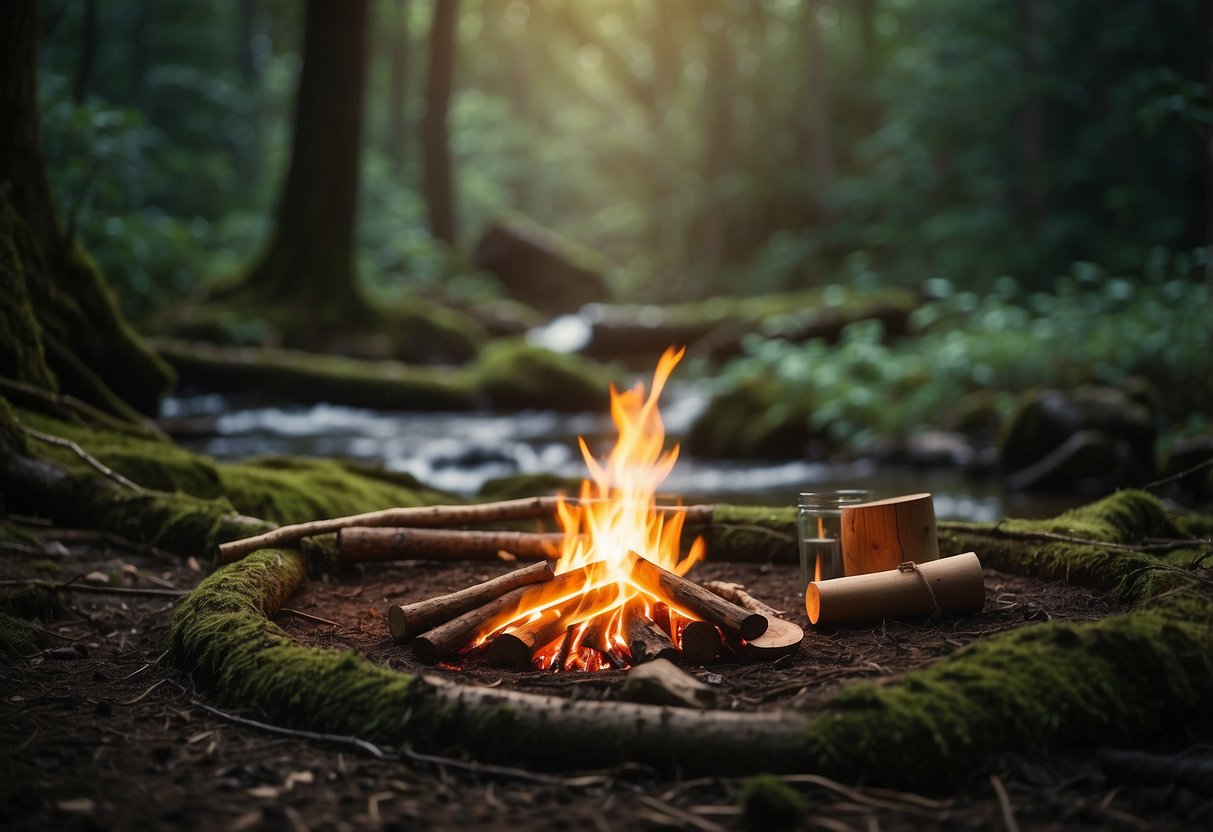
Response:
[897,561,942,615]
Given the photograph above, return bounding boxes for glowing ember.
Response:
[480,347,707,671]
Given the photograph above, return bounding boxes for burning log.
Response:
[341,527,566,563]
[412,561,609,663]
[623,603,680,664]
[386,560,555,642]
[627,551,768,640]
[680,620,723,666]
[486,584,622,671]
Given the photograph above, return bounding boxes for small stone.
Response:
[57,797,96,814]
[620,659,716,709]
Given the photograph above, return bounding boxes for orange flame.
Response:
[483,347,706,670]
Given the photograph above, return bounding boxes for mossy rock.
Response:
[471,339,612,412]
[477,472,584,502]
[471,213,612,314]
[685,375,819,460]
[152,338,477,411]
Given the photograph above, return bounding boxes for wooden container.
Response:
[841,492,939,576]
[806,551,985,626]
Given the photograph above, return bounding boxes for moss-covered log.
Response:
[168,539,1213,785]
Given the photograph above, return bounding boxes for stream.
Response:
[161,384,1081,523]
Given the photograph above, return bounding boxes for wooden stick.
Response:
[623,603,680,665]
[701,580,784,618]
[386,561,555,641]
[342,527,567,563]
[219,496,563,562]
[680,620,723,666]
[627,551,767,640]
[486,585,622,670]
[219,498,715,562]
[553,625,576,672]
[806,552,985,626]
[412,560,609,663]
[841,493,939,576]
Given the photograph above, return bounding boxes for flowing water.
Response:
[162,384,1080,523]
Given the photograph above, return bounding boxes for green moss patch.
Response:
[470,339,612,412]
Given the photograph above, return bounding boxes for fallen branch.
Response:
[191,699,389,759]
[0,579,186,598]
[340,527,567,563]
[21,426,143,492]
[219,497,715,562]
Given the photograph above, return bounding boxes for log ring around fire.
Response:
[168,492,1213,788]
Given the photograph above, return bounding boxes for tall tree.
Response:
[422,0,459,245]
[1,0,171,417]
[383,0,411,169]
[234,0,371,327]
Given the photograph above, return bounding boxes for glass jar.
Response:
[797,489,873,593]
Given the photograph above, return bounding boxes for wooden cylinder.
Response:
[841,493,939,576]
[627,551,768,640]
[340,527,566,562]
[806,551,985,626]
[387,560,554,642]
[744,617,804,660]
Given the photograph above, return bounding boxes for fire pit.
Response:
[376,347,802,672]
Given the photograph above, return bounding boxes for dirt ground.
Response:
[2,529,1211,831]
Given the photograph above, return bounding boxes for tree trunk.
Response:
[1016,0,1047,231]
[72,0,98,103]
[0,0,172,417]
[805,0,834,189]
[422,0,458,245]
[239,0,371,325]
[383,0,411,169]
[236,0,263,188]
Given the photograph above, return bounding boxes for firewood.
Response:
[744,617,804,659]
[341,527,566,562]
[218,497,715,562]
[650,601,673,638]
[627,551,767,640]
[220,496,563,562]
[553,624,576,672]
[386,560,554,642]
[412,560,609,663]
[623,603,680,665]
[806,552,985,626]
[700,580,784,618]
[620,658,716,709]
[486,585,622,671]
[840,493,939,576]
[680,620,723,666]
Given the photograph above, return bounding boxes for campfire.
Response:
[407,347,779,673]
[216,348,803,672]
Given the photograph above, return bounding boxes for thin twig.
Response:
[21,426,143,491]
[1144,457,1213,490]
[279,607,339,628]
[777,774,949,815]
[400,745,610,787]
[989,774,1020,832]
[0,579,186,598]
[190,700,389,759]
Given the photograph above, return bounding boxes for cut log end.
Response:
[738,612,768,642]
[485,633,534,671]
[681,620,723,666]
[387,604,409,640]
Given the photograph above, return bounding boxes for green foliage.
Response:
[710,273,1213,452]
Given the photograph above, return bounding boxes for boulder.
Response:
[471,214,610,314]
[999,386,1158,492]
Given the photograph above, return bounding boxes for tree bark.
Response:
[383,0,411,169]
[422,0,459,245]
[238,0,371,324]
[805,0,834,188]
[72,0,98,103]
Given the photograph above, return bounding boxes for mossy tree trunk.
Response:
[0,0,172,418]
[234,0,372,330]
[422,0,458,246]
